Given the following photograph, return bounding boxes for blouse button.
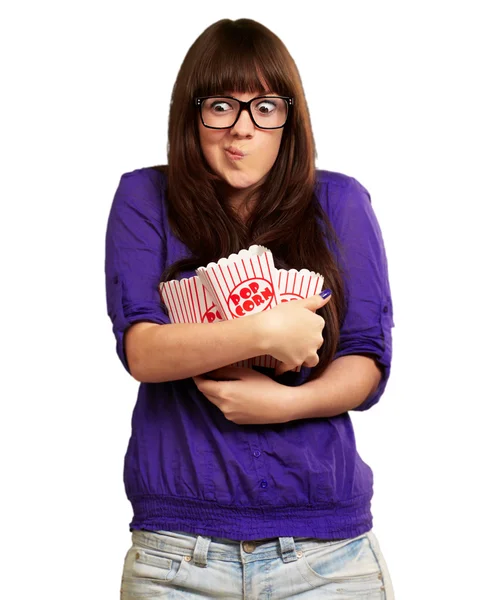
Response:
[260,480,268,488]
[253,450,261,457]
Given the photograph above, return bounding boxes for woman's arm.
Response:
[285,355,382,420]
[127,292,330,384]
[126,317,264,383]
[190,353,382,425]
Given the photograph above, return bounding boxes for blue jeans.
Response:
[120,528,395,598]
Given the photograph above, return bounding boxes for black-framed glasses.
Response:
[194,95,293,130]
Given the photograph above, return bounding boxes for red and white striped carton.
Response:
[158,276,251,368]
[195,244,281,369]
[270,267,325,373]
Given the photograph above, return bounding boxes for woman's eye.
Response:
[256,101,276,114]
[210,101,231,112]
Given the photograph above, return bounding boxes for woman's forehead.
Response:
[223,89,275,97]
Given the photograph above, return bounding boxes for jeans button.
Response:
[242,542,256,553]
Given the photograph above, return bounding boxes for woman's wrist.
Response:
[246,311,272,356]
[280,384,302,422]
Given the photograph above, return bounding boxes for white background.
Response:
[2,1,496,598]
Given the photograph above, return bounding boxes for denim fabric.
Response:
[120,528,395,598]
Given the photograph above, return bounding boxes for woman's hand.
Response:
[255,291,331,374]
[193,366,293,425]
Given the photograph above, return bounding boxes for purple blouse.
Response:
[104,166,394,540]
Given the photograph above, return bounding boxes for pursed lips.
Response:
[225,146,246,157]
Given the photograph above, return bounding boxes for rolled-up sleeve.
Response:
[327,176,395,411]
[104,170,171,374]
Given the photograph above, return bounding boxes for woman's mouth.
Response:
[225,147,245,160]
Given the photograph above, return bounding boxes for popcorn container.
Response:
[196,245,281,369]
[158,276,251,368]
[266,267,325,373]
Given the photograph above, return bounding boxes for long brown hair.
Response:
[156,18,347,382]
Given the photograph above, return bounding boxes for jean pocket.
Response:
[122,545,189,586]
[297,534,384,595]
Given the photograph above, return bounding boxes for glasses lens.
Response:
[201,97,288,128]
[251,97,288,128]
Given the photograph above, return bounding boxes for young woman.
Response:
[105,18,395,599]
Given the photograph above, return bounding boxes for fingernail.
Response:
[319,289,331,299]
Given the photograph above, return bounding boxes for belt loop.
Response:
[192,535,211,567]
[279,536,298,563]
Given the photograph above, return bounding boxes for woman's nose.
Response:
[230,108,255,136]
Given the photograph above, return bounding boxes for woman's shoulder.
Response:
[116,165,168,209]
[314,169,371,221]
[111,166,168,227]
[315,168,367,192]
[119,164,167,189]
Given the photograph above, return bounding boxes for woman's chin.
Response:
[223,172,259,190]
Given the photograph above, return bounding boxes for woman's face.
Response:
[198,91,284,199]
